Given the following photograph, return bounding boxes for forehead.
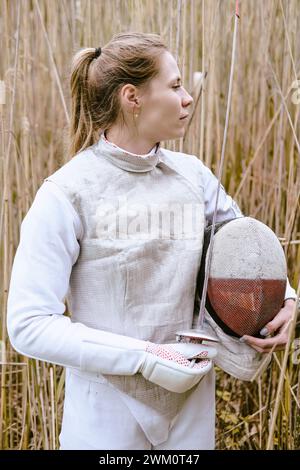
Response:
[156,51,181,82]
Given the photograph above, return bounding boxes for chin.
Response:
[165,129,186,141]
[176,128,187,138]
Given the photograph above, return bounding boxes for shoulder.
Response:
[46,144,101,186]
[21,180,83,241]
[160,147,202,167]
[159,147,210,188]
[44,143,116,202]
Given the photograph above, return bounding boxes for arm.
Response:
[6,181,213,393]
[201,163,297,374]
[202,164,243,223]
[6,180,146,371]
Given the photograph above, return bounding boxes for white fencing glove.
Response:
[79,326,217,393]
[141,341,217,393]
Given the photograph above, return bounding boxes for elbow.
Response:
[6,311,29,356]
[6,308,41,358]
[6,308,64,362]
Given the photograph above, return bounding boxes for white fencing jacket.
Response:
[7,131,297,448]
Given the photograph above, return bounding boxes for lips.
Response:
[180,114,189,120]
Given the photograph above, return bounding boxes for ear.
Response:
[120,84,140,111]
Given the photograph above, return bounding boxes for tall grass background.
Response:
[0,0,299,450]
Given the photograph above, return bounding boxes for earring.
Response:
[134,100,139,118]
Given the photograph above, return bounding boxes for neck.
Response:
[104,128,158,155]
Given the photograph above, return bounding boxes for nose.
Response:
[182,89,194,108]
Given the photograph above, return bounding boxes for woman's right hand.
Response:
[140,341,216,393]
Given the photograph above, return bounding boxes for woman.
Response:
[7,32,296,450]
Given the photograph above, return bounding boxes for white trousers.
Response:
[59,367,215,450]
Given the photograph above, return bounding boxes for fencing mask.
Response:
[196,216,287,338]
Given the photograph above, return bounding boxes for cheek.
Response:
[158,94,181,117]
[145,92,180,122]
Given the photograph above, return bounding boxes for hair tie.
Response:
[94,47,102,59]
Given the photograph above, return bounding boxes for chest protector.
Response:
[46,138,206,445]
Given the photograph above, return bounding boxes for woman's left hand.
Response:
[241,299,296,353]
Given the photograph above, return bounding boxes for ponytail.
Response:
[69,48,97,158]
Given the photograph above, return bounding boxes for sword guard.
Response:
[175,329,219,344]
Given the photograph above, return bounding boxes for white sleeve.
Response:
[6,181,85,369]
[6,181,146,372]
[202,164,243,225]
[202,164,297,302]
[284,277,297,301]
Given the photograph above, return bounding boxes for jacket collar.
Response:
[95,130,162,172]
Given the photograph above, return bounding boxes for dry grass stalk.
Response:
[0,0,299,450]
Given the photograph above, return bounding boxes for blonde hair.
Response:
[69,32,168,158]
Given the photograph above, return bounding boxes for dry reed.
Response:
[0,0,299,450]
